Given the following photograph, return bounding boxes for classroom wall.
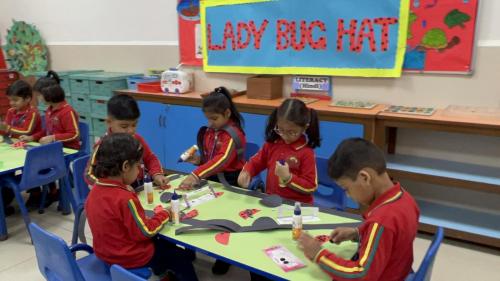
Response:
[2,0,500,211]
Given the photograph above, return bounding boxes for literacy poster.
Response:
[403,0,479,73]
[178,0,203,66]
[201,0,410,78]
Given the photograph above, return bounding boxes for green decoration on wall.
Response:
[444,9,471,29]
[3,20,48,76]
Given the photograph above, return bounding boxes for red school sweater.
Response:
[85,178,170,268]
[243,135,318,204]
[1,105,42,138]
[85,131,163,186]
[314,183,420,281]
[31,101,80,149]
[193,122,246,180]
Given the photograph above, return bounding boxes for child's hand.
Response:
[19,135,34,142]
[185,154,201,165]
[330,227,359,244]
[275,161,291,182]
[153,204,167,215]
[39,135,55,144]
[179,174,198,190]
[153,174,170,187]
[298,232,323,261]
[237,170,251,188]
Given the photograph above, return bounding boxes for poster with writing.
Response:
[201,0,410,77]
[403,0,479,73]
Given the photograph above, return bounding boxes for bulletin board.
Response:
[403,0,479,73]
[200,0,411,78]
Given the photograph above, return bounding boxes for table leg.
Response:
[0,188,8,241]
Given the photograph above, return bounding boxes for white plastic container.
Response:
[161,69,194,94]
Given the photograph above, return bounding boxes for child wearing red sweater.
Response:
[298,138,419,281]
[238,98,321,204]
[85,133,198,280]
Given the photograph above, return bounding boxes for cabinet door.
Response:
[317,121,364,209]
[162,104,206,173]
[241,112,268,147]
[137,101,166,166]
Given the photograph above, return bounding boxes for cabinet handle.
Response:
[161,115,167,128]
[158,115,162,127]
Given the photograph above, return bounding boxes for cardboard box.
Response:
[247,75,283,100]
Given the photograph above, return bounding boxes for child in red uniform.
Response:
[179,86,246,275]
[238,98,320,204]
[23,84,80,149]
[298,138,420,281]
[85,133,198,281]
[0,80,43,216]
[0,80,42,138]
[180,86,246,188]
[85,94,169,188]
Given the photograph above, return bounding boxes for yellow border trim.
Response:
[200,0,410,78]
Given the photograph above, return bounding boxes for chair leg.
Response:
[78,211,87,244]
[0,187,7,241]
[38,185,49,214]
[11,185,32,238]
[57,178,72,216]
[71,207,83,245]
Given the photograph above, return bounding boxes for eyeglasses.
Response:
[273,126,302,137]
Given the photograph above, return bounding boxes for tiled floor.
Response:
[0,205,499,281]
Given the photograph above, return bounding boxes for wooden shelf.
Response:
[386,154,500,194]
[416,199,500,248]
[115,89,385,141]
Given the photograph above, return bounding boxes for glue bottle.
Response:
[292,202,303,240]
[178,145,199,162]
[171,191,181,225]
[145,177,154,205]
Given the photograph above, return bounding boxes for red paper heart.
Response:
[215,232,230,245]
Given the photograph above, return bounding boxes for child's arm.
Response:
[308,222,394,281]
[192,133,239,180]
[0,109,13,134]
[6,111,39,136]
[124,197,170,241]
[283,151,317,194]
[137,135,167,186]
[51,110,79,144]
[84,143,100,186]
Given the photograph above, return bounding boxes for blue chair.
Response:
[313,157,347,210]
[0,142,67,238]
[29,222,111,281]
[110,264,149,281]
[71,155,91,245]
[78,122,90,157]
[245,142,265,191]
[406,227,445,281]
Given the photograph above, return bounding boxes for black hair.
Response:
[92,133,143,178]
[40,84,66,103]
[107,94,140,120]
[265,98,321,148]
[33,70,60,92]
[202,86,244,130]
[328,138,386,180]
[6,80,32,99]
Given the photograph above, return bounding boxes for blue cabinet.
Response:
[137,101,167,165]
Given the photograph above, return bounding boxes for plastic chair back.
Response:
[314,157,346,210]
[72,155,91,205]
[411,227,445,281]
[29,222,86,281]
[19,142,66,191]
[78,122,90,156]
[245,142,260,161]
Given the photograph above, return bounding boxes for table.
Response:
[138,176,361,281]
[0,140,79,240]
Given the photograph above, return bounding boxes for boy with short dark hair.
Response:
[85,94,169,188]
[298,138,419,281]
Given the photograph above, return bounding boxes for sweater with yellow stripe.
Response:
[31,101,80,149]
[0,105,42,138]
[85,178,170,268]
[243,135,318,204]
[314,183,419,281]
